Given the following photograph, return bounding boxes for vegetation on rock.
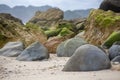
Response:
[58,27,74,37]
[0,13,47,48]
[85,9,120,45]
[103,31,120,48]
[89,10,120,27]
[44,29,61,38]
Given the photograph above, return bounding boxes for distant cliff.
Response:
[0,4,91,23]
[64,9,92,20]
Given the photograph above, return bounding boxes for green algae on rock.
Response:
[102,31,120,48]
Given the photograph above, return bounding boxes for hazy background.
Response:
[0,0,103,10]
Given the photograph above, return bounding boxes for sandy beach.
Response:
[0,54,120,80]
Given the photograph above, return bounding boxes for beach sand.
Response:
[0,54,120,80]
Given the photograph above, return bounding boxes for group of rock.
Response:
[0,35,120,71]
[0,0,120,72]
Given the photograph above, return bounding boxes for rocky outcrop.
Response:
[16,41,49,61]
[99,0,120,12]
[0,41,24,57]
[57,38,87,57]
[29,8,63,28]
[0,13,47,48]
[84,9,120,46]
[63,44,111,71]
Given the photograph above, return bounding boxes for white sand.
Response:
[0,54,120,80]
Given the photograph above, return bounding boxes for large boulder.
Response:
[63,44,111,71]
[0,41,24,57]
[108,42,120,60]
[16,41,49,61]
[99,0,120,12]
[57,38,87,57]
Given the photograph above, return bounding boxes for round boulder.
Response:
[16,41,49,61]
[57,38,87,57]
[99,0,120,12]
[63,44,111,71]
[0,41,24,57]
[108,43,120,60]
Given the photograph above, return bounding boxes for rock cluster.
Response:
[0,41,49,61]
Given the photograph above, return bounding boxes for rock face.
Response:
[99,0,120,12]
[84,9,120,46]
[29,8,63,28]
[108,43,120,60]
[57,38,87,57]
[16,42,49,61]
[0,41,24,57]
[0,13,47,48]
[63,44,111,71]
[112,56,120,63]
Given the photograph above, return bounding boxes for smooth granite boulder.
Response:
[57,38,87,57]
[0,41,24,57]
[108,43,120,60]
[16,41,49,61]
[63,44,111,71]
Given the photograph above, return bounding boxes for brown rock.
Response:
[44,36,65,53]
[29,8,63,28]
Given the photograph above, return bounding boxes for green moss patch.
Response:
[88,9,120,28]
[57,22,74,31]
[58,27,74,37]
[44,29,61,38]
[103,31,120,48]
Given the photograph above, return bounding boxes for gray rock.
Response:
[57,38,87,57]
[63,44,111,71]
[16,41,49,61]
[112,56,120,63]
[0,41,24,57]
[108,44,120,60]
[99,0,120,12]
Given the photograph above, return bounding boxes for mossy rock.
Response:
[57,22,74,31]
[58,27,74,37]
[102,31,120,48]
[88,9,120,28]
[44,29,61,38]
[25,23,43,31]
